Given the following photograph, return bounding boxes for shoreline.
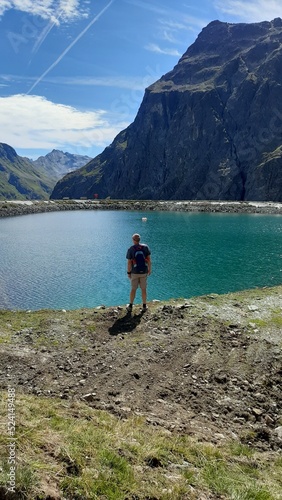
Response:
[1,198,282,217]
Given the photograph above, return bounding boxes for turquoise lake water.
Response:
[0,210,281,310]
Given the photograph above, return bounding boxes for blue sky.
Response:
[0,0,282,160]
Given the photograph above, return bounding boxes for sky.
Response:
[0,0,282,160]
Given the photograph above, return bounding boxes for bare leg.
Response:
[130,288,136,304]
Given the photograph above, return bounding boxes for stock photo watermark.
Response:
[7,15,47,54]
[197,104,282,199]
[1,366,17,494]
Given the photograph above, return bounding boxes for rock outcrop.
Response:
[51,18,282,201]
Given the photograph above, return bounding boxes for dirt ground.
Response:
[1,286,282,453]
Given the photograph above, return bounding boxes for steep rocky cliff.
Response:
[51,18,282,201]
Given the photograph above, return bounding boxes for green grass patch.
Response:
[0,391,281,499]
[248,311,282,329]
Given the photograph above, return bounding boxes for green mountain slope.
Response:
[0,143,53,200]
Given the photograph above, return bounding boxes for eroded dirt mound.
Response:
[0,286,282,450]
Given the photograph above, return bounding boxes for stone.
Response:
[214,373,228,384]
[81,392,97,402]
[274,426,282,440]
[264,415,274,425]
[252,408,264,417]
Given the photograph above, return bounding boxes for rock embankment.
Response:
[1,199,282,218]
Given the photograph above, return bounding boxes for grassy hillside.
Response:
[0,143,55,200]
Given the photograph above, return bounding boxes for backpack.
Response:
[133,245,147,274]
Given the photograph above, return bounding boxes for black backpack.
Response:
[133,245,147,274]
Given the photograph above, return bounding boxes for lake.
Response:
[0,210,281,310]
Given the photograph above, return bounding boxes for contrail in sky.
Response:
[31,14,62,56]
[27,0,115,95]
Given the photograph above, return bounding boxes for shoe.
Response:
[126,304,132,312]
[142,305,148,312]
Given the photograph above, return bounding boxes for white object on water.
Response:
[142,217,147,221]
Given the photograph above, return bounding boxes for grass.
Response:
[0,308,96,351]
[247,310,282,330]
[0,391,281,499]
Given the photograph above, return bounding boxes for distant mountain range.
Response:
[51,18,282,202]
[0,144,91,200]
[32,149,92,181]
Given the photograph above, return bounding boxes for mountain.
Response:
[51,18,282,202]
[32,149,91,180]
[0,143,53,200]
[0,145,91,200]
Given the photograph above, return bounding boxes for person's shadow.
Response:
[108,310,145,336]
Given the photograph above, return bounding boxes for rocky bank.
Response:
[1,199,282,218]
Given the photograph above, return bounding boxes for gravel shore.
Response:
[1,199,282,217]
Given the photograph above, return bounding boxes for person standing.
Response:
[126,233,151,312]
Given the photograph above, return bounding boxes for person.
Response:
[126,233,151,312]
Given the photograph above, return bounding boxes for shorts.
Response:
[130,273,148,291]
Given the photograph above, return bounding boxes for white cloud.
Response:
[145,43,181,57]
[0,0,88,22]
[0,94,129,150]
[1,72,156,91]
[124,0,168,16]
[126,0,205,55]
[161,30,178,44]
[159,19,188,31]
[214,0,282,22]
[43,75,155,90]
[157,16,203,48]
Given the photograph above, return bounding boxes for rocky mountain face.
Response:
[0,143,53,200]
[0,145,91,200]
[51,18,282,201]
[32,149,91,180]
